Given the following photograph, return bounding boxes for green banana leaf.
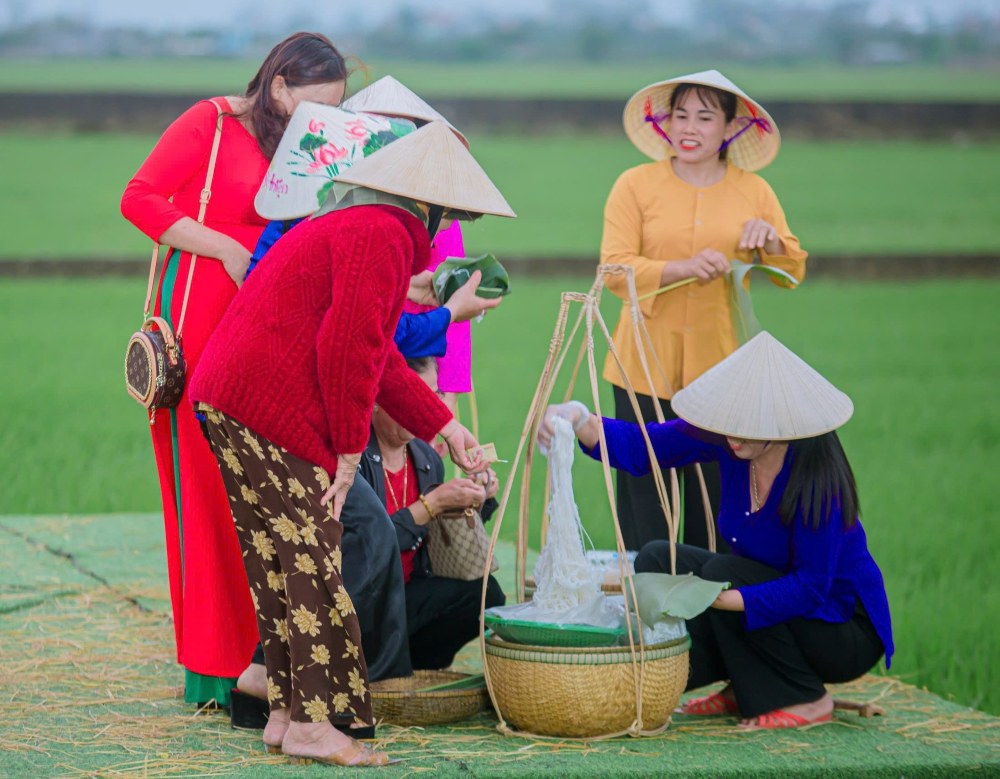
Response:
[728,259,799,344]
[432,253,511,304]
[628,572,730,624]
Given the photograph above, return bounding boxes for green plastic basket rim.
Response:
[483,613,627,637]
[484,634,691,665]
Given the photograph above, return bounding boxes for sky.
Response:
[1,0,996,32]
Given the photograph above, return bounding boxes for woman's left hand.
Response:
[738,219,784,256]
[473,467,500,500]
[711,588,746,612]
[320,452,362,522]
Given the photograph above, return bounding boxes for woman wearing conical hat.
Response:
[252,78,488,430]
[189,122,514,766]
[539,333,893,730]
[344,76,479,433]
[603,71,808,554]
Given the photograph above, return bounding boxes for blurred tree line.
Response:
[1,0,997,66]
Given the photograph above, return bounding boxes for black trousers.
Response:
[405,574,506,670]
[635,542,884,718]
[612,386,725,553]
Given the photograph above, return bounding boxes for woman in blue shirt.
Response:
[538,332,892,730]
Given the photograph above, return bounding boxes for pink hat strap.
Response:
[643,96,673,148]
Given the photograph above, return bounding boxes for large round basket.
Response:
[484,634,690,738]
[371,669,490,726]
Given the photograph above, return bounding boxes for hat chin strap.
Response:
[644,95,773,154]
[426,204,445,240]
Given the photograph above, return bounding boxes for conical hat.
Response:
[331,121,515,218]
[670,332,853,441]
[341,75,469,147]
[623,69,780,171]
[254,101,416,220]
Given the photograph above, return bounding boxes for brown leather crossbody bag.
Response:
[124,99,224,420]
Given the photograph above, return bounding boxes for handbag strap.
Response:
[142,98,226,337]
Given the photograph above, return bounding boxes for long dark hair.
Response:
[778,431,860,530]
[242,32,348,159]
[669,83,737,161]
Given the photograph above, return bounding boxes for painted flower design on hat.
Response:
[287,110,417,209]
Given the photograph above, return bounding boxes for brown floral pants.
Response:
[199,404,372,726]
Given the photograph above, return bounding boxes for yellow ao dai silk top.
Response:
[601,160,807,399]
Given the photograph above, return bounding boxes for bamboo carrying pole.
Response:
[477,265,712,739]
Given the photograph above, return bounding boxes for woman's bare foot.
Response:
[282,720,367,759]
[263,706,290,749]
[740,691,834,729]
[236,662,268,700]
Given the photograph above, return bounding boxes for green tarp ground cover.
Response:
[1,514,996,778]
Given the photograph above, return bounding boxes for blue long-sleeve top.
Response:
[582,417,894,668]
[247,218,450,359]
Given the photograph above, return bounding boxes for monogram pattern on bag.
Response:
[426,508,498,582]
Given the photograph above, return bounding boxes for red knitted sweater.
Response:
[189,205,453,473]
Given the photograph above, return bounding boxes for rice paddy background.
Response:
[2,133,998,258]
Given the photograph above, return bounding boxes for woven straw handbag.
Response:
[426,507,498,581]
[124,99,224,419]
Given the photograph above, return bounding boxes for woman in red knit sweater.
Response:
[120,32,350,708]
[190,121,514,766]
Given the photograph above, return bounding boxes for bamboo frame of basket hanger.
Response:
[534,265,716,567]
[478,265,709,739]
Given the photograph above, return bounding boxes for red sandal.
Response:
[677,691,739,716]
[741,709,833,729]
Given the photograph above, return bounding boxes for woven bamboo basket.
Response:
[371,669,489,725]
[484,635,690,738]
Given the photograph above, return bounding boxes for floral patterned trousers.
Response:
[199,405,373,726]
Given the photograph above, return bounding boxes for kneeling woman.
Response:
[538,332,893,729]
[360,356,505,670]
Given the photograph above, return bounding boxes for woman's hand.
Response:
[471,467,500,500]
[444,270,503,323]
[711,588,745,612]
[320,452,362,521]
[683,249,730,283]
[438,419,488,474]
[425,477,487,514]
[538,401,597,453]
[219,244,253,288]
[407,270,438,307]
[739,219,785,255]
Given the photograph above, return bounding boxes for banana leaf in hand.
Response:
[628,572,730,624]
[432,253,511,304]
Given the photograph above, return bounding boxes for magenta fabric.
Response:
[404,221,472,393]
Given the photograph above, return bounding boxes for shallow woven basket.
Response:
[484,634,690,738]
[371,669,490,726]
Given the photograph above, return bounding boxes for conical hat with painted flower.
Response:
[254,101,416,220]
[341,75,469,147]
[670,332,853,441]
[622,69,780,171]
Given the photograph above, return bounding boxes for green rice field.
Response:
[1,132,998,258]
[3,58,1000,101]
[1,276,997,716]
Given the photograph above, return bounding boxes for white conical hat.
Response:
[623,69,780,172]
[331,121,515,218]
[254,101,417,220]
[670,332,853,441]
[341,75,469,147]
